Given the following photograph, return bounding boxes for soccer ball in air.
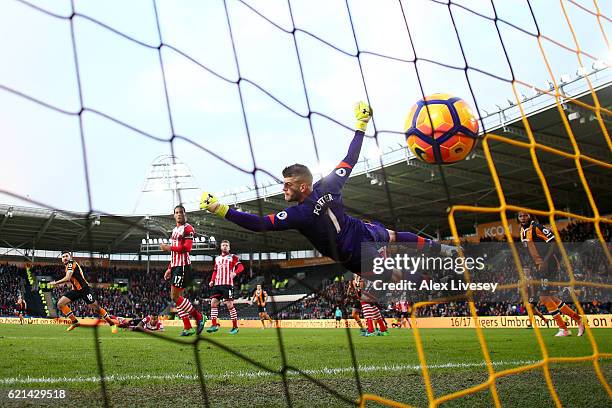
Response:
[404,93,479,165]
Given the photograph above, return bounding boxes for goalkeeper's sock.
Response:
[558,302,580,322]
[395,232,437,251]
[60,305,78,323]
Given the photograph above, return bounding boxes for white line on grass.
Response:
[0,360,540,385]
[0,336,150,340]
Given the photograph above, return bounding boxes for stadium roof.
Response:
[1,80,610,256]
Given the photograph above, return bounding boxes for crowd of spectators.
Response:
[0,264,24,316]
[274,279,610,320]
[29,262,254,318]
[270,221,610,319]
[0,220,609,319]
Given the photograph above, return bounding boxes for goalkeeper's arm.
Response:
[320,101,372,190]
[200,192,298,232]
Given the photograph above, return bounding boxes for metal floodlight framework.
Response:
[134,155,200,212]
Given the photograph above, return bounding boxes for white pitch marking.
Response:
[0,360,540,385]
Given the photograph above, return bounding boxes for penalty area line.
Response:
[0,360,540,385]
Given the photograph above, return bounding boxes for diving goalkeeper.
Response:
[200,102,456,276]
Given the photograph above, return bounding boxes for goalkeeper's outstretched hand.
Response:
[200,191,229,217]
[354,101,373,132]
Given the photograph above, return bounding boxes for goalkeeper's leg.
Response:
[387,228,457,256]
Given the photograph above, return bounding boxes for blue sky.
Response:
[1,0,610,216]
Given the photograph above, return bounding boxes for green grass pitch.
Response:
[0,324,609,407]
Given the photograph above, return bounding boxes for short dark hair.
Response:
[60,250,71,256]
[282,164,313,184]
[174,205,186,213]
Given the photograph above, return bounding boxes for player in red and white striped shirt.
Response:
[207,240,244,334]
[136,314,165,333]
[160,205,205,336]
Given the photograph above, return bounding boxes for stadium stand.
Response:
[1,217,608,321]
[0,264,25,317]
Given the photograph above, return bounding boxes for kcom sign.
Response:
[476,220,518,240]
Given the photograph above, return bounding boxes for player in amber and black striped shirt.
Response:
[250,284,274,329]
[50,250,117,333]
[518,212,584,337]
[15,296,27,325]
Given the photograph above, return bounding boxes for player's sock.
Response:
[211,306,219,326]
[260,319,265,328]
[550,309,567,329]
[60,305,78,323]
[366,318,374,333]
[98,307,114,325]
[372,307,387,332]
[542,298,565,329]
[177,308,192,330]
[395,232,438,251]
[229,307,238,328]
[377,318,387,332]
[558,302,581,322]
[362,303,375,333]
[177,296,202,322]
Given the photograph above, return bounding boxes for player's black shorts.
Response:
[210,285,234,300]
[335,316,342,321]
[171,265,192,289]
[401,312,409,318]
[64,287,96,304]
[352,299,362,310]
[533,260,560,293]
[257,305,266,313]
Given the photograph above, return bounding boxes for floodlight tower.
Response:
[133,155,199,214]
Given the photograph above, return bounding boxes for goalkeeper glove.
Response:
[354,101,373,132]
[200,191,229,218]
